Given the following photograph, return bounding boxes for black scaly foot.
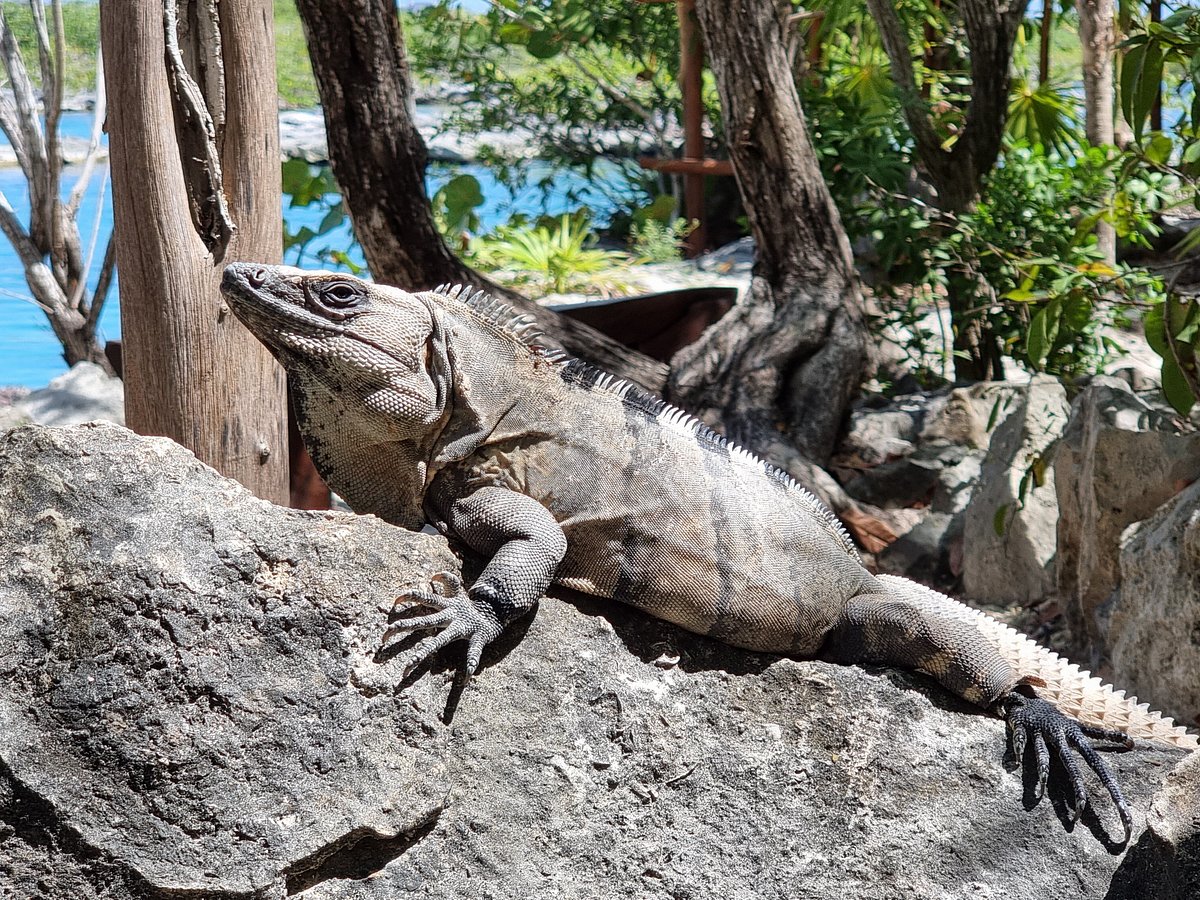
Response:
[382,571,504,677]
[999,689,1134,842]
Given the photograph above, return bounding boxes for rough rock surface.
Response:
[1107,751,1200,900]
[1106,479,1200,729]
[961,376,1069,605]
[1053,378,1200,666]
[0,361,124,430]
[0,424,1193,899]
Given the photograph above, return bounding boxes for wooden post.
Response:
[101,0,289,504]
[677,0,706,257]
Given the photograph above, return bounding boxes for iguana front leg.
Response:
[823,592,1133,840]
[383,486,567,675]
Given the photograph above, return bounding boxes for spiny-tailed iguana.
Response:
[221,263,1198,841]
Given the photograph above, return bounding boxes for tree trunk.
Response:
[1077,0,1117,266]
[668,0,868,465]
[101,0,288,504]
[867,0,1028,381]
[292,0,667,394]
[1039,0,1053,86]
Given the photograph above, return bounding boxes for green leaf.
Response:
[526,29,561,59]
[993,504,1010,537]
[1144,303,1168,357]
[1145,133,1174,166]
[1160,353,1197,416]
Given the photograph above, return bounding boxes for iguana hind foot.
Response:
[1001,690,1133,842]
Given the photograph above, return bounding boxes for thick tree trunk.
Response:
[668,0,868,465]
[1077,0,1117,266]
[101,0,288,504]
[292,0,667,394]
[867,0,1028,381]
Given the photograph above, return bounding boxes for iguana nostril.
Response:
[247,267,269,288]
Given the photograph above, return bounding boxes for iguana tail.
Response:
[875,574,1198,749]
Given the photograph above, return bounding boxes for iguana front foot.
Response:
[382,572,504,676]
[1000,690,1133,841]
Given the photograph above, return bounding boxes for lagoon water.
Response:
[0,112,632,388]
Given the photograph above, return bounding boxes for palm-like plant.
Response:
[473,214,627,294]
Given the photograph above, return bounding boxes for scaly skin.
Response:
[221,263,1197,843]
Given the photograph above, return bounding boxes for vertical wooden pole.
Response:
[101,0,288,504]
[677,0,706,257]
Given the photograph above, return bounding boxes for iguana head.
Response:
[221,263,451,434]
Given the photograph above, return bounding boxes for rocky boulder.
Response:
[0,423,1193,899]
[1105,479,1200,730]
[0,361,124,431]
[1053,378,1200,667]
[960,376,1069,605]
[1107,751,1200,900]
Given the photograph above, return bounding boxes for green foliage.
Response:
[404,0,682,220]
[471,213,627,294]
[0,1,99,94]
[280,158,360,272]
[431,173,485,245]
[273,0,319,109]
[1144,292,1200,416]
[630,216,695,263]
[1005,77,1082,156]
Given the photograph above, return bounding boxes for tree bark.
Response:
[668,0,868,465]
[867,0,1029,381]
[101,0,288,504]
[292,0,667,394]
[1077,0,1117,266]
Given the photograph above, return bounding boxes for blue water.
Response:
[0,112,635,387]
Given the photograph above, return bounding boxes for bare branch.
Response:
[69,161,109,314]
[85,235,116,334]
[0,6,50,186]
[67,39,107,217]
[163,0,235,258]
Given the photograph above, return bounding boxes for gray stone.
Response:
[15,361,124,428]
[1106,479,1200,729]
[961,376,1069,606]
[1053,377,1200,664]
[0,424,451,898]
[1107,751,1200,900]
[0,423,1192,898]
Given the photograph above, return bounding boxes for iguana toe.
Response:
[1001,691,1133,842]
[382,572,504,677]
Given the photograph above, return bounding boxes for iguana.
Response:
[221,263,1198,841]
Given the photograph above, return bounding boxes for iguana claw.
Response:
[382,571,504,676]
[1000,690,1134,841]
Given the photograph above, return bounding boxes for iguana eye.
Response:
[321,281,361,308]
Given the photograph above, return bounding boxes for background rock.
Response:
[1053,378,1200,667]
[961,376,1068,605]
[1106,479,1200,729]
[0,423,1192,899]
[1,361,125,429]
[1107,751,1200,900]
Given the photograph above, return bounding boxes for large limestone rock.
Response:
[1106,479,1200,729]
[961,376,1069,605]
[1053,378,1200,665]
[0,423,1193,899]
[0,361,124,431]
[1108,751,1200,900]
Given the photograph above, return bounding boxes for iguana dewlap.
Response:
[221,264,1198,842]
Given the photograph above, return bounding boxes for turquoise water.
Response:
[0,112,634,387]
